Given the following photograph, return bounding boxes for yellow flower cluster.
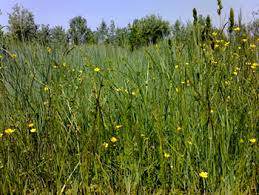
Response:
[233,67,240,76]
[94,67,100,72]
[233,27,240,32]
[110,136,118,143]
[199,171,208,178]
[47,47,52,53]
[10,53,17,59]
[115,125,123,130]
[251,63,258,70]
[164,152,170,158]
[4,128,15,135]
[28,123,37,133]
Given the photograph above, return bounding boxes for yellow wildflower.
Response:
[102,142,109,148]
[186,80,191,86]
[175,87,179,93]
[94,67,100,72]
[175,65,179,69]
[199,171,208,178]
[44,86,49,92]
[225,80,230,85]
[215,44,219,49]
[210,109,214,113]
[30,128,37,133]
[176,126,182,132]
[131,91,137,96]
[239,138,244,143]
[115,88,122,92]
[233,68,239,75]
[250,44,256,49]
[164,152,170,158]
[28,123,34,128]
[242,39,247,42]
[47,47,52,53]
[10,53,17,59]
[212,60,217,64]
[249,138,256,143]
[212,32,218,37]
[187,141,193,145]
[0,133,3,138]
[224,42,230,47]
[115,125,123,130]
[251,63,257,70]
[4,128,15,135]
[233,27,240,32]
[110,136,118,143]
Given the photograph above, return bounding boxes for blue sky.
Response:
[0,0,258,30]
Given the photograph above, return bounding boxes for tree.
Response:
[8,4,37,41]
[50,26,67,44]
[68,16,89,45]
[128,15,170,50]
[108,20,116,44]
[37,24,51,44]
[115,27,129,47]
[97,20,109,44]
[247,19,259,37]
[172,20,186,42]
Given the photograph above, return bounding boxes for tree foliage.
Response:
[128,15,170,50]
[247,19,259,37]
[51,26,67,44]
[37,24,51,44]
[68,16,91,45]
[96,20,109,44]
[8,4,37,41]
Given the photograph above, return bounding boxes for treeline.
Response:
[0,2,258,50]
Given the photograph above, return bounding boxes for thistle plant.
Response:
[229,8,235,33]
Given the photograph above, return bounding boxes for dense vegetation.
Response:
[0,1,258,194]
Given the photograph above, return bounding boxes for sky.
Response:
[0,0,258,30]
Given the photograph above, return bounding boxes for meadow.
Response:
[0,26,258,194]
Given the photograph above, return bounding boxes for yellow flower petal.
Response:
[249,138,256,143]
[199,171,208,178]
[28,123,34,128]
[102,142,109,148]
[164,152,170,158]
[94,67,100,72]
[30,128,37,133]
[4,128,15,135]
[115,125,123,129]
[110,136,118,143]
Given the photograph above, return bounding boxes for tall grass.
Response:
[0,28,258,194]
